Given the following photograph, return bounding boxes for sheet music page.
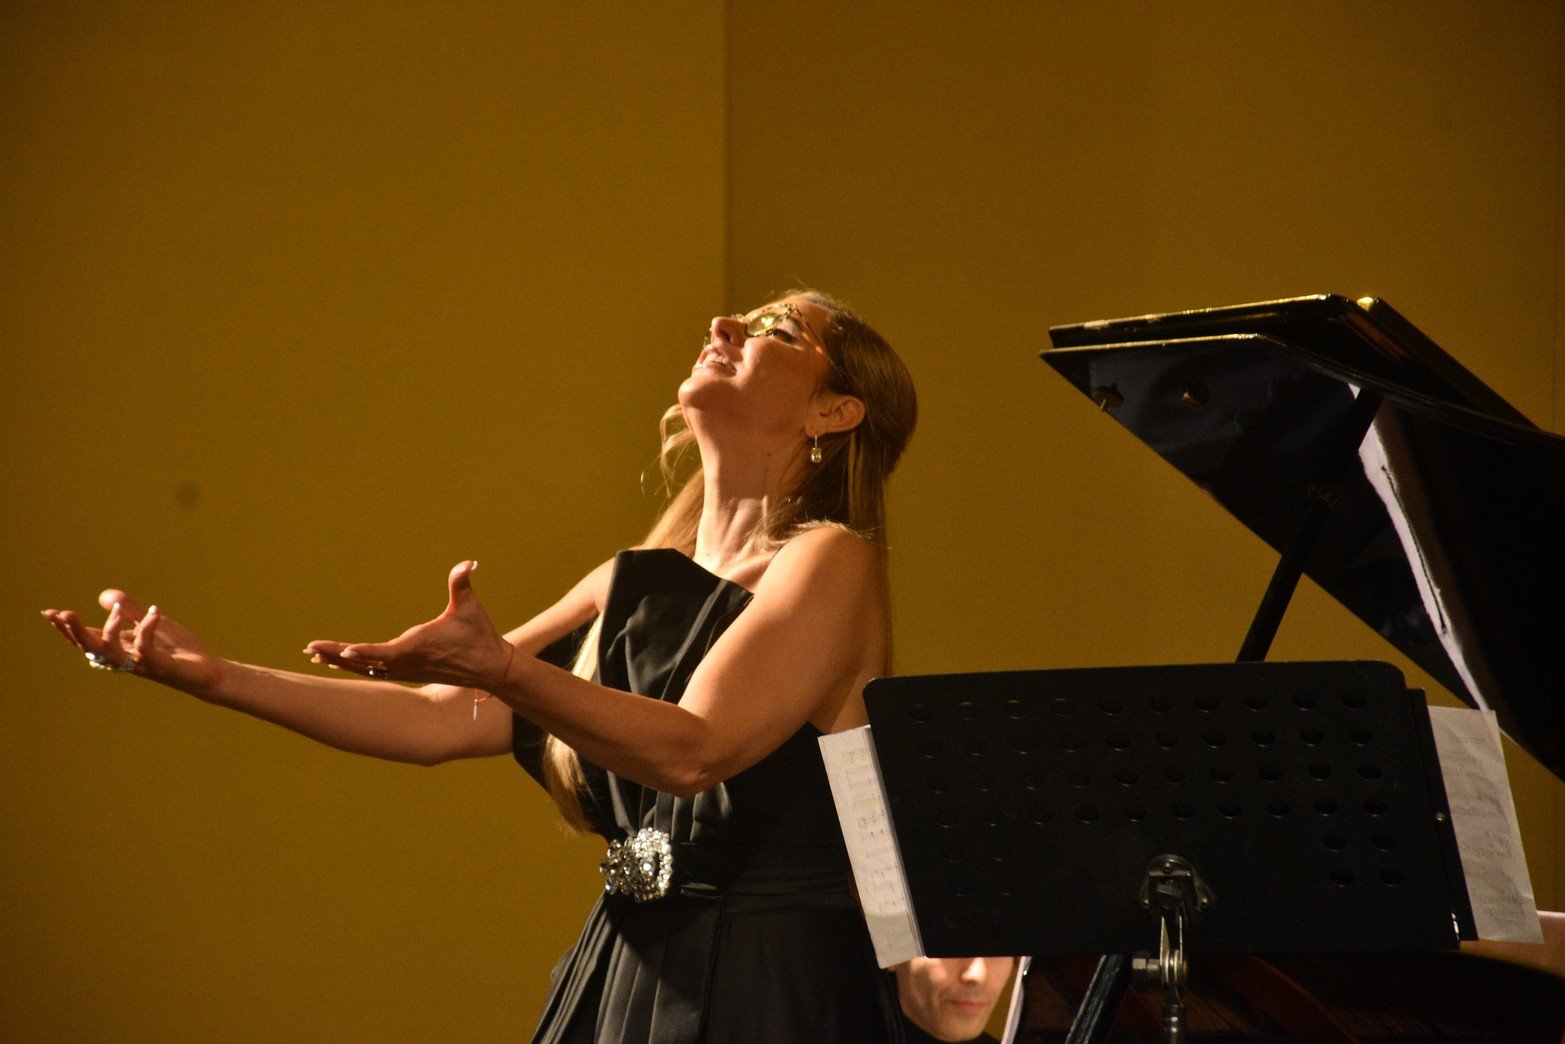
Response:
[998,955,1030,1044]
[1427,706,1543,943]
[819,726,923,966]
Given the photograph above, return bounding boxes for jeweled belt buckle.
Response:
[599,827,674,902]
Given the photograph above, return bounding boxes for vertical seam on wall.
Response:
[721,0,731,311]
[1556,0,1564,907]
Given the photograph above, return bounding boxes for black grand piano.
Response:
[1043,294,1564,784]
[905,295,1565,1041]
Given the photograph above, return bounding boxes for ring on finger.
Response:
[85,650,137,673]
[364,664,390,680]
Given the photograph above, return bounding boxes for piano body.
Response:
[1014,295,1565,1040]
[1044,294,1564,782]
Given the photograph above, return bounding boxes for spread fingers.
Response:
[42,609,84,650]
[133,606,161,658]
[101,603,132,666]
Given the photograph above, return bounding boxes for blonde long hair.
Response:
[543,291,917,831]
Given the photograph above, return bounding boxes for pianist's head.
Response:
[895,955,1015,1041]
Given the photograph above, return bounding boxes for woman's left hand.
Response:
[305,561,514,690]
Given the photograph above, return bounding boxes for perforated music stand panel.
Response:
[864,661,1468,957]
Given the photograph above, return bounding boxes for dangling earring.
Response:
[809,434,822,464]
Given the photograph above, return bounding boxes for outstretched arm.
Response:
[311,528,887,795]
[43,560,612,766]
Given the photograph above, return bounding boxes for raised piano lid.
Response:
[1044,294,1565,782]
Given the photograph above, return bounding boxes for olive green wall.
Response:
[2,2,724,1038]
[4,1,1562,1039]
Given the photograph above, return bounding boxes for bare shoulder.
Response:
[758,526,883,602]
[787,528,891,654]
[577,555,620,614]
[766,528,890,728]
[551,554,621,616]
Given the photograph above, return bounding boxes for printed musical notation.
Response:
[1428,706,1543,943]
[819,726,924,966]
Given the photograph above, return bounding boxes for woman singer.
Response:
[44,291,919,1042]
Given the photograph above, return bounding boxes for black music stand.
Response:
[864,661,1475,1041]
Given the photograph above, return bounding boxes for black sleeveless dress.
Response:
[512,549,903,1043]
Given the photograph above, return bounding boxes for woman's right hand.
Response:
[43,591,225,697]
